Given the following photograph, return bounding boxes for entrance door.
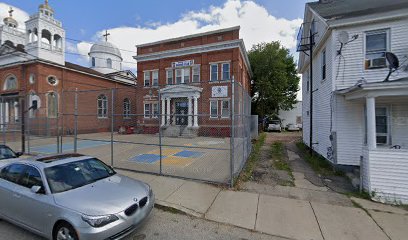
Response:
[175,100,188,126]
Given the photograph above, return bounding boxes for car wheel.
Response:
[54,223,78,240]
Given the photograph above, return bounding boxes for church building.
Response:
[0,1,136,137]
[134,26,252,137]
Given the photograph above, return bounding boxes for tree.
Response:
[248,41,300,118]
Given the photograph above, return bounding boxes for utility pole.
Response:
[309,28,314,156]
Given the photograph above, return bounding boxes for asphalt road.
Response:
[0,208,285,240]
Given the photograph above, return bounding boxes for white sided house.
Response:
[298,0,408,204]
[278,101,302,127]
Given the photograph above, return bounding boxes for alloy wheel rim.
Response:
[56,227,75,240]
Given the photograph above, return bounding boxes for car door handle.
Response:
[13,193,21,199]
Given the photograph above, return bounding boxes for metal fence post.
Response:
[158,88,163,175]
[230,77,235,187]
[111,89,115,167]
[74,89,78,153]
[27,96,30,155]
[2,96,5,145]
[60,90,65,153]
[56,111,60,154]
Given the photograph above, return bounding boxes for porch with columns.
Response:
[159,85,203,137]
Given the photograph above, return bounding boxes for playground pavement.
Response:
[118,169,408,240]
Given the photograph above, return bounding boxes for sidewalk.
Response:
[117,169,408,240]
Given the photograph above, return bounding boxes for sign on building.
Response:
[212,86,228,97]
[172,60,194,68]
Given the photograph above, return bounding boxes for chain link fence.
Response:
[0,80,255,186]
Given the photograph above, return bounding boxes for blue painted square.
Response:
[130,154,163,163]
[174,150,204,158]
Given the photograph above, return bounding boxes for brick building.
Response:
[0,2,136,137]
[134,26,252,137]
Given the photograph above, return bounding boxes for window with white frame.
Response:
[92,57,96,67]
[176,69,182,84]
[221,100,230,118]
[365,29,389,69]
[144,72,150,87]
[152,70,159,86]
[144,103,151,118]
[183,68,190,83]
[192,66,200,82]
[166,69,173,85]
[107,58,112,69]
[376,107,389,145]
[152,103,159,118]
[210,64,218,81]
[123,98,130,118]
[3,75,17,90]
[97,94,108,118]
[321,49,326,80]
[222,63,230,80]
[210,100,218,118]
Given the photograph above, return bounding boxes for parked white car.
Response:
[286,124,300,132]
[267,120,282,132]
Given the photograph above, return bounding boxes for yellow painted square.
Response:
[148,148,181,156]
[160,156,194,167]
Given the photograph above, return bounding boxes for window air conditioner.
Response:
[365,57,386,69]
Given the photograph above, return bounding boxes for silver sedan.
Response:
[0,153,154,240]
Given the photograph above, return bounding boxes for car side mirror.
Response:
[31,185,43,194]
[15,152,23,157]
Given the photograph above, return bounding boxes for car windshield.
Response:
[44,158,116,194]
[0,146,17,160]
[270,120,280,124]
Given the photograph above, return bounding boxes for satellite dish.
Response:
[385,52,399,69]
[384,52,400,82]
[338,31,349,44]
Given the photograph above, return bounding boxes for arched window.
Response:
[97,94,108,118]
[47,92,58,118]
[92,57,96,67]
[123,98,131,118]
[3,75,17,91]
[107,58,112,69]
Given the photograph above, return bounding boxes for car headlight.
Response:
[81,214,119,228]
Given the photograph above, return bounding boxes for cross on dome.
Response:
[8,7,13,17]
[103,30,111,42]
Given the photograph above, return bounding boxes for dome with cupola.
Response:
[88,31,123,74]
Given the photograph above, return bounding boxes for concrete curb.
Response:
[155,200,204,218]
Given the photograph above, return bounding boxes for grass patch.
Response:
[271,141,294,186]
[296,141,344,176]
[234,132,266,187]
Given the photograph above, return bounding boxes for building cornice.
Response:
[134,39,253,77]
[136,26,240,48]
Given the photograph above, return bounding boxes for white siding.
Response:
[334,19,408,90]
[366,149,408,204]
[334,96,364,165]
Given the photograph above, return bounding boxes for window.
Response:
[376,107,389,145]
[144,72,150,87]
[144,103,151,118]
[166,69,173,85]
[321,49,326,80]
[152,103,159,118]
[192,66,200,82]
[210,100,218,118]
[92,57,96,67]
[1,164,26,184]
[4,75,17,90]
[221,100,230,118]
[47,76,58,86]
[222,63,230,80]
[97,94,108,118]
[176,69,182,84]
[152,70,159,86]
[29,73,35,84]
[107,58,112,68]
[123,98,130,118]
[47,92,58,118]
[365,29,388,69]
[20,166,43,189]
[210,64,218,81]
[183,68,190,83]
